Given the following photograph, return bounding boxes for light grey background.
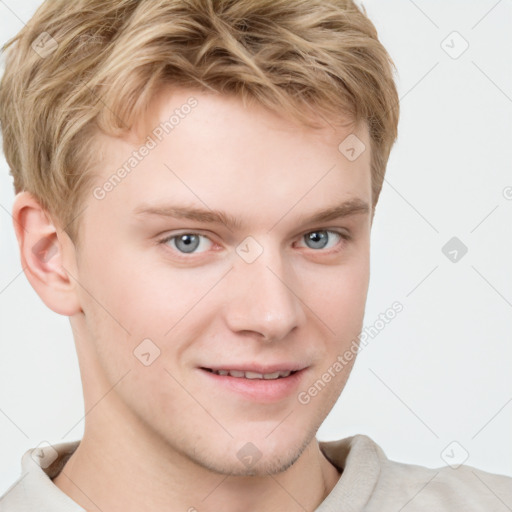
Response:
[1,0,511,495]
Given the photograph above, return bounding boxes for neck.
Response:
[52,410,340,512]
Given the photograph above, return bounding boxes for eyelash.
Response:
[157,229,351,260]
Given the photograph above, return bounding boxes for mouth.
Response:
[200,368,299,380]
[198,365,307,402]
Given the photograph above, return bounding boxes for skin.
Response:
[12,87,374,512]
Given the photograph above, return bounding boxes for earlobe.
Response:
[11,191,82,316]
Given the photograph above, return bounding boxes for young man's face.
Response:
[66,87,373,476]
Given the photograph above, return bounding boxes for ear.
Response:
[11,191,82,316]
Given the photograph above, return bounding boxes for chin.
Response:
[198,447,304,477]
[186,426,317,477]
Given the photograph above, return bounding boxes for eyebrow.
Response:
[133,197,371,231]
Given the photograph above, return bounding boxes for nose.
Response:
[223,245,306,342]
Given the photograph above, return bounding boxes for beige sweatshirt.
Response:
[1,434,510,511]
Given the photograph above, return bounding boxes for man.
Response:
[0,0,510,511]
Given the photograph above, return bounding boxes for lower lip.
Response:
[198,368,306,403]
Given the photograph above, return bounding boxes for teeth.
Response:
[245,371,263,379]
[210,369,294,379]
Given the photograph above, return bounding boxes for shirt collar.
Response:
[2,434,383,511]
[1,440,84,511]
[315,434,383,511]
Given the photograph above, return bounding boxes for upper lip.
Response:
[200,363,308,374]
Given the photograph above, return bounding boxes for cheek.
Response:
[80,243,185,329]
[337,262,370,312]
[78,252,226,372]
[301,255,369,332]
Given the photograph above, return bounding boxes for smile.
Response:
[203,368,296,379]
[199,366,307,402]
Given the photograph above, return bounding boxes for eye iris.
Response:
[175,234,200,253]
[306,231,328,249]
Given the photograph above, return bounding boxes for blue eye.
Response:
[161,233,213,254]
[159,229,349,258]
[298,230,346,251]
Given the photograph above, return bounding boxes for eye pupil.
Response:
[306,231,328,249]
[176,234,200,253]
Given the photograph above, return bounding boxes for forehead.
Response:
[137,86,368,152]
[87,87,372,229]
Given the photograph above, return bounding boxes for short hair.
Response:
[0,0,399,246]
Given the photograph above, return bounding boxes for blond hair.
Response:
[0,0,399,245]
